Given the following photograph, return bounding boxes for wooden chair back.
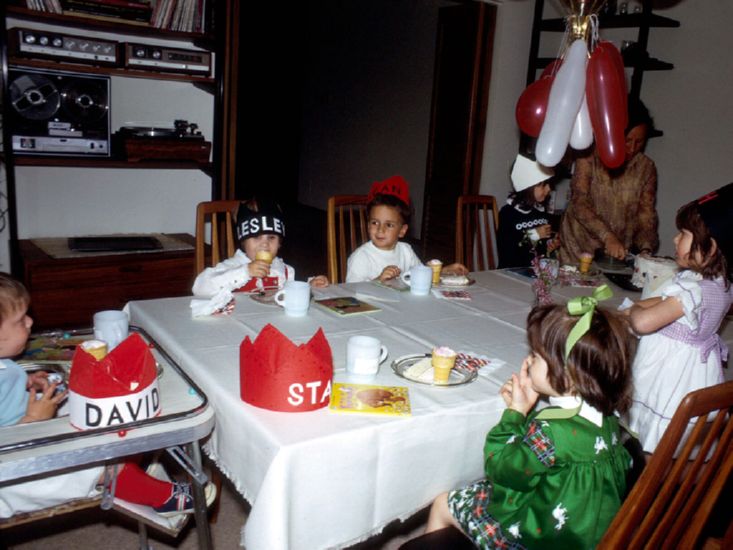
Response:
[327,195,369,283]
[598,380,733,549]
[455,195,499,270]
[195,200,241,275]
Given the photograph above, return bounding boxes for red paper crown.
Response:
[240,324,333,412]
[68,332,160,429]
[367,175,411,206]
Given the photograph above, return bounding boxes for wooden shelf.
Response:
[9,57,214,85]
[534,56,673,71]
[540,13,680,32]
[5,5,212,43]
[13,156,213,171]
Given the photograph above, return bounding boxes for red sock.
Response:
[113,462,174,506]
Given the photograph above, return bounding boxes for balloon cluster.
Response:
[516,1,628,169]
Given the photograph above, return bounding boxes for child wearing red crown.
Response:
[346,175,468,283]
[0,273,215,518]
[192,198,328,316]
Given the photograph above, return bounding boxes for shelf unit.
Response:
[0,2,233,324]
[526,0,679,100]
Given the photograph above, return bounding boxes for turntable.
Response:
[113,120,211,163]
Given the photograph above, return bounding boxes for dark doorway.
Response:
[421,2,496,262]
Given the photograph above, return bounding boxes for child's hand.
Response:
[26,371,50,392]
[248,260,271,278]
[378,266,401,282]
[507,359,540,416]
[499,379,514,407]
[309,275,329,288]
[537,224,553,239]
[21,384,66,424]
[604,233,627,260]
[441,263,468,276]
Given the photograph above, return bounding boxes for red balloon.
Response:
[540,59,562,80]
[515,77,553,138]
[586,43,626,168]
[595,42,628,128]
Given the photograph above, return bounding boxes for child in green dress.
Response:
[425,286,634,548]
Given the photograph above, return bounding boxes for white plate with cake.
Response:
[391,353,477,386]
[436,274,475,288]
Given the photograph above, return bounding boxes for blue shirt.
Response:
[0,359,28,427]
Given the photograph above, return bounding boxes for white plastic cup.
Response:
[346,335,389,377]
[274,281,311,317]
[93,310,129,350]
[400,265,433,296]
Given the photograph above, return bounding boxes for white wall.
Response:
[6,18,213,243]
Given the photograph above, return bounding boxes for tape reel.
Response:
[61,79,109,123]
[9,72,60,121]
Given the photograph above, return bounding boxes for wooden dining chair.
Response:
[327,195,369,283]
[455,194,499,271]
[598,380,733,549]
[194,200,241,276]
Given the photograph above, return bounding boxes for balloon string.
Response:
[589,14,600,51]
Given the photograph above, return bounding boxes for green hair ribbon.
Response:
[564,284,613,361]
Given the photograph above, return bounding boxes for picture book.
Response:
[329,383,411,416]
[314,296,381,316]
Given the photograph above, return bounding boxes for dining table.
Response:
[125,269,733,550]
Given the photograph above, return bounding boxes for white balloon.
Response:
[536,39,588,166]
[570,94,594,150]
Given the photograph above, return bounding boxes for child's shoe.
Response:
[153,481,217,517]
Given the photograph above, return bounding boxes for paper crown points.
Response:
[68,332,160,430]
[70,332,157,397]
[511,154,554,192]
[236,199,286,241]
[240,324,333,412]
[367,175,411,206]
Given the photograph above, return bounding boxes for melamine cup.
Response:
[400,265,433,296]
[274,281,311,317]
[346,335,389,377]
[93,310,129,350]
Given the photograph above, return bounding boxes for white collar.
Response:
[548,395,603,427]
[506,197,545,215]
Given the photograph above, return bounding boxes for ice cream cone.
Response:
[432,346,457,384]
[80,339,107,360]
[579,252,593,274]
[427,259,443,285]
[256,250,273,265]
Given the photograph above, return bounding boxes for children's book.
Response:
[329,383,411,416]
[314,296,381,316]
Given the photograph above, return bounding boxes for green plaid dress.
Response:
[447,407,630,549]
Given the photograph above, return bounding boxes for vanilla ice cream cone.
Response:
[256,250,273,265]
[80,339,107,360]
[432,346,457,384]
[427,259,443,285]
[579,252,593,274]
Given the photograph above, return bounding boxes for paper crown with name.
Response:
[68,332,161,430]
[240,323,333,412]
[367,175,411,206]
[236,200,286,241]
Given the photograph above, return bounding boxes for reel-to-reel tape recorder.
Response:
[7,68,111,156]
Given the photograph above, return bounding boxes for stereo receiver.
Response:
[123,43,211,75]
[9,27,118,66]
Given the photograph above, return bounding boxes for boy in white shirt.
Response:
[346,176,467,283]
[193,199,328,314]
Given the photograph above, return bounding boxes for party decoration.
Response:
[586,41,627,168]
[569,94,594,150]
[536,38,588,167]
[515,76,554,138]
[540,58,562,79]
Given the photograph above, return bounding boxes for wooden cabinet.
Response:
[20,235,195,329]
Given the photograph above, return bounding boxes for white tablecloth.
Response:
[126,271,733,549]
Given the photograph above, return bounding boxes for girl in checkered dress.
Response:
[424,298,634,549]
